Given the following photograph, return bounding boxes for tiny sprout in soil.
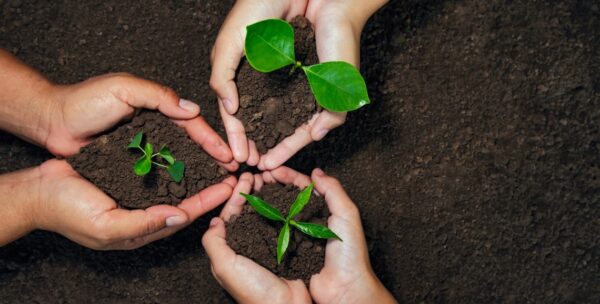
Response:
[244,19,370,112]
[127,131,185,183]
[241,183,342,264]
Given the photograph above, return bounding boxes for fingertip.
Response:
[178,98,201,116]
[222,175,238,188]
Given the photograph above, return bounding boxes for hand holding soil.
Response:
[210,0,388,170]
[202,167,396,303]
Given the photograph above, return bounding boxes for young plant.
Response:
[244,19,370,112]
[240,183,341,264]
[127,131,185,182]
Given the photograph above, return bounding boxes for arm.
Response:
[0,167,40,245]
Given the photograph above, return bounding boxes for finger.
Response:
[311,168,360,220]
[111,75,200,119]
[247,140,260,167]
[210,35,242,115]
[310,111,346,141]
[253,173,264,192]
[270,167,312,189]
[178,182,233,220]
[202,217,238,263]
[218,159,240,172]
[219,98,249,163]
[261,170,276,184]
[173,116,233,164]
[221,172,253,221]
[258,123,313,170]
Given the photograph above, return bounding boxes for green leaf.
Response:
[133,157,152,176]
[277,223,290,264]
[245,19,296,72]
[240,193,285,222]
[128,131,144,149]
[166,160,185,183]
[158,146,175,165]
[302,61,370,112]
[144,143,153,157]
[287,183,314,220]
[291,221,342,241]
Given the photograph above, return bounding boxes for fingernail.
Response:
[314,168,325,177]
[179,98,200,113]
[222,98,234,114]
[209,217,220,227]
[315,129,330,141]
[166,215,186,227]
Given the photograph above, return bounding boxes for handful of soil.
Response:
[235,16,320,154]
[68,111,227,209]
[226,183,329,284]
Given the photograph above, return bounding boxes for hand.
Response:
[44,73,234,169]
[210,0,308,164]
[257,0,388,170]
[202,167,396,303]
[31,159,236,250]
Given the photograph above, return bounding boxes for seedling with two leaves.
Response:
[245,19,370,112]
[127,131,185,183]
[241,183,341,264]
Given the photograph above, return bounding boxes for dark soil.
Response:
[227,183,327,284]
[1,0,599,303]
[235,16,319,154]
[68,111,227,209]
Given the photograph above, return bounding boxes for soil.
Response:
[226,183,328,284]
[1,0,599,303]
[67,111,227,209]
[235,16,319,154]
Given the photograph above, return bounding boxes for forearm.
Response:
[0,49,55,147]
[0,166,41,246]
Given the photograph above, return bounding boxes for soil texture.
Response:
[227,183,327,283]
[235,16,319,154]
[68,111,227,209]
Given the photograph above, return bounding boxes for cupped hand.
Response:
[34,159,235,250]
[44,73,234,169]
[202,167,395,303]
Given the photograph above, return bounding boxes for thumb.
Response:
[109,74,200,119]
[209,34,242,115]
[202,217,237,263]
[310,111,347,141]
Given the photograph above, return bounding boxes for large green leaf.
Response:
[158,146,175,165]
[166,160,185,183]
[128,131,144,149]
[287,183,314,220]
[291,221,342,241]
[277,223,290,264]
[133,157,152,176]
[245,19,296,72]
[302,61,370,112]
[240,193,285,222]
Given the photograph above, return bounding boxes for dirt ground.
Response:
[1,0,599,303]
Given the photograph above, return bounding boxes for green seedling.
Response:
[241,183,342,264]
[127,131,185,183]
[244,19,370,112]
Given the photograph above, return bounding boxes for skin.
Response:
[202,167,397,303]
[0,49,237,249]
[210,0,389,169]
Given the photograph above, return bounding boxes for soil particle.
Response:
[235,16,320,154]
[226,183,328,284]
[68,111,226,209]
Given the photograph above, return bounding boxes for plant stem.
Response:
[289,61,302,74]
[152,162,169,168]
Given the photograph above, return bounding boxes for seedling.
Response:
[241,183,341,264]
[244,19,370,112]
[127,131,185,182]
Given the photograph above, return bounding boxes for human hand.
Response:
[43,73,235,170]
[210,0,308,164]
[31,159,235,250]
[202,167,395,303]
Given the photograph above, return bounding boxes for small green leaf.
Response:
[245,19,296,72]
[287,183,314,220]
[302,61,370,112]
[158,146,175,165]
[133,157,152,176]
[128,131,144,149]
[277,223,290,264]
[291,221,342,241]
[167,160,185,183]
[240,193,285,222]
[144,142,153,157]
